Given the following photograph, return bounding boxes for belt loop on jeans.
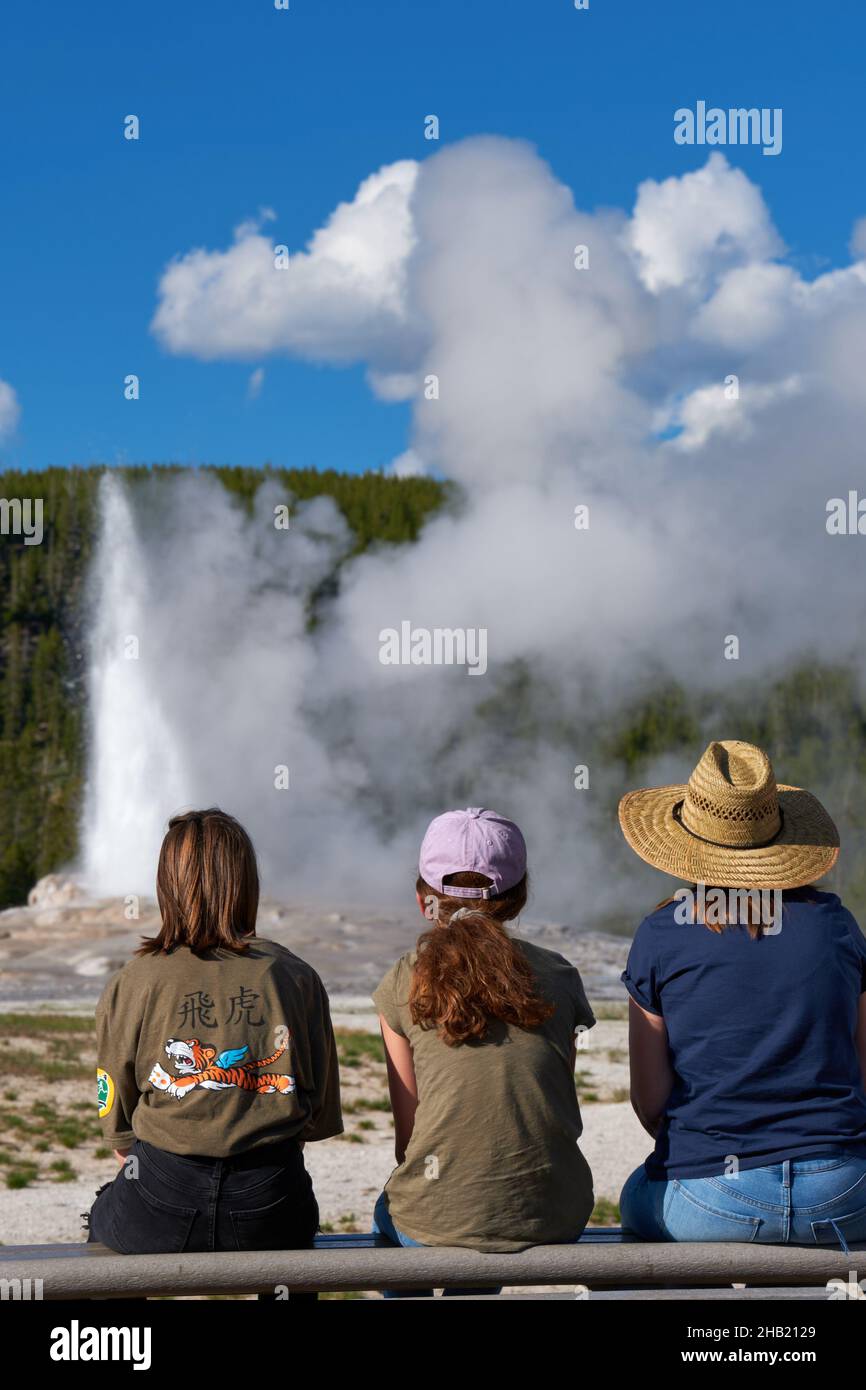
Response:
[828,1218,851,1255]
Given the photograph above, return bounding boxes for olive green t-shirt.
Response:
[373,937,595,1252]
[95,938,343,1158]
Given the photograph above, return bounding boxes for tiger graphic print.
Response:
[148,1036,296,1099]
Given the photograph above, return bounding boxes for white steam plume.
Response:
[83,138,866,919]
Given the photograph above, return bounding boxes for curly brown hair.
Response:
[408,870,554,1045]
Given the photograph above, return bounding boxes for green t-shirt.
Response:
[373,936,596,1252]
[95,937,343,1158]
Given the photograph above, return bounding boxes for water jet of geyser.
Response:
[80,469,411,907]
[82,475,191,896]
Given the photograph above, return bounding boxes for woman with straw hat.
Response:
[617,740,866,1247]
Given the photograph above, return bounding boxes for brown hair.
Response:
[408,870,554,1045]
[655,884,820,941]
[137,808,259,956]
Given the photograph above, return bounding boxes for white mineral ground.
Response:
[0,877,649,1252]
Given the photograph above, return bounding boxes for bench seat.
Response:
[2,1228,863,1299]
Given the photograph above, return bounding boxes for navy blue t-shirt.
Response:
[621,891,866,1179]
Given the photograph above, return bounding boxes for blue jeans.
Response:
[621,1154,866,1250]
[372,1191,501,1298]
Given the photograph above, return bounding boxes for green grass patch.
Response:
[6,1163,39,1189]
[0,1112,31,1131]
[0,1013,95,1038]
[54,1120,92,1150]
[590,1002,628,1022]
[590,1197,621,1226]
[50,1159,76,1182]
[335,1029,385,1065]
[0,1045,91,1082]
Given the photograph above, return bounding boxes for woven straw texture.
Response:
[618,740,839,889]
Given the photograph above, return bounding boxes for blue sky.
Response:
[2,0,863,474]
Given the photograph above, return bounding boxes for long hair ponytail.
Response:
[409,871,553,1045]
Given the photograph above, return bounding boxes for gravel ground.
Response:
[0,880,647,1251]
[0,879,632,1011]
[0,1103,649,1246]
[0,1007,649,1245]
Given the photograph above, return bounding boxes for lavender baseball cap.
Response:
[419,807,527,899]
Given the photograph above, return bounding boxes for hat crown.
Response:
[418,806,527,898]
[681,741,781,848]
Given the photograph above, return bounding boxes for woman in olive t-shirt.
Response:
[372,808,595,1287]
[87,808,342,1259]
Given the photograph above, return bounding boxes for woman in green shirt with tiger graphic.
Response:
[86,808,342,1258]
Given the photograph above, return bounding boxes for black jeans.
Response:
[86,1138,319,1296]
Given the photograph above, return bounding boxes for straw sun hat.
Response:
[618,740,839,890]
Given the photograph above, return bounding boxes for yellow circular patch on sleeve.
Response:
[96,1067,115,1118]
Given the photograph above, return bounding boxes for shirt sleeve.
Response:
[621,918,663,1016]
[299,974,343,1142]
[571,966,596,1032]
[95,971,141,1149]
[372,957,410,1037]
[843,908,866,993]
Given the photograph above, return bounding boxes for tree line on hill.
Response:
[0,465,447,909]
[1,464,864,924]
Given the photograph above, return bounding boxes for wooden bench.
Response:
[2,1228,863,1299]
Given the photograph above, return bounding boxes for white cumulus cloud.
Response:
[627,152,784,294]
[151,160,421,367]
[116,137,866,918]
[658,374,803,452]
[385,448,428,478]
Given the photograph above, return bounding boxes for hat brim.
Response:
[618,783,839,890]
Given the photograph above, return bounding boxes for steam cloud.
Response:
[84,138,866,922]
